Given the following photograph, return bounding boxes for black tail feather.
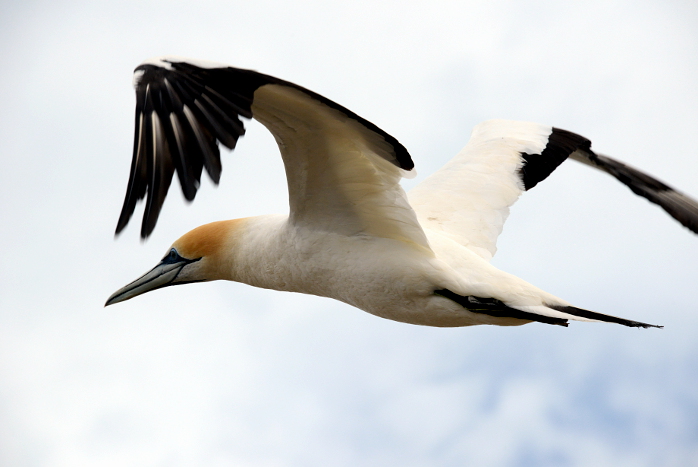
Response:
[435,289,569,327]
[435,289,663,329]
[547,304,662,329]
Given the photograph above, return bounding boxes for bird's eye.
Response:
[162,248,182,264]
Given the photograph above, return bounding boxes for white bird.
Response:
[106,57,698,328]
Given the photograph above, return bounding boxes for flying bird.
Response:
[106,57,698,328]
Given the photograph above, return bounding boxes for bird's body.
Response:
[170,214,562,328]
[107,57,698,329]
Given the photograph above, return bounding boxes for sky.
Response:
[1,0,697,466]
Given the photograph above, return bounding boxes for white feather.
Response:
[409,120,552,261]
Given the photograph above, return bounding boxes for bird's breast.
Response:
[225,216,500,326]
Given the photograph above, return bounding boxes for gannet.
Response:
[106,57,698,328]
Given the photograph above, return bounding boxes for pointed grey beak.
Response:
[105,249,200,306]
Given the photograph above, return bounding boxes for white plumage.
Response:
[106,57,698,329]
[410,120,552,260]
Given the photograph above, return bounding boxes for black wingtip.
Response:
[594,153,698,235]
[116,61,258,237]
[116,59,415,237]
[519,128,591,191]
[568,150,698,235]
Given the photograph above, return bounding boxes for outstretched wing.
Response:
[116,57,428,249]
[568,151,698,233]
[409,119,698,261]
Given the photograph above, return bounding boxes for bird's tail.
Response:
[434,289,662,328]
[545,304,662,328]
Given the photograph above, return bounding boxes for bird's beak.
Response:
[105,256,196,306]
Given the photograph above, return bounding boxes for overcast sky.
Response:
[1,0,697,466]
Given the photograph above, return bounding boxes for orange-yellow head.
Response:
[105,219,246,306]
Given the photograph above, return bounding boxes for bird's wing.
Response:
[408,119,698,261]
[567,151,698,233]
[116,57,429,249]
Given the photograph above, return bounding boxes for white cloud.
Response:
[1,0,697,466]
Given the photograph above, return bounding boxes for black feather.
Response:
[435,289,569,327]
[572,151,698,234]
[547,304,662,329]
[519,128,591,190]
[116,60,414,238]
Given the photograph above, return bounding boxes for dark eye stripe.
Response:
[160,248,203,265]
[161,248,183,264]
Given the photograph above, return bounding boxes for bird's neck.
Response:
[209,214,293,291]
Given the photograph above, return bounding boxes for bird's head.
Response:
[105,220,240,306]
